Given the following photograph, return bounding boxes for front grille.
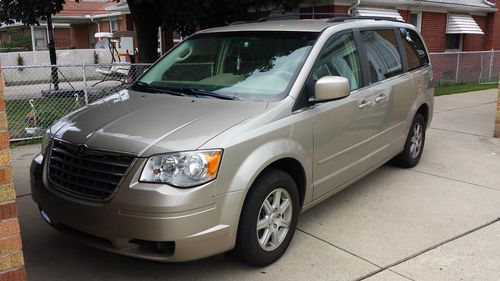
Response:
[48,140,135,201]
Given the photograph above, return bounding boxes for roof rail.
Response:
[228,21,253,26]
[327,15,404,23]
[256,12,351,22]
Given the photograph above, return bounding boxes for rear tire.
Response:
[394,113,426,168]
[234,168,299,267]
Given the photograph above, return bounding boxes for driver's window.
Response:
[312,32,362,91]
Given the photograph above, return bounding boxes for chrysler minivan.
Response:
[31,16,433,266]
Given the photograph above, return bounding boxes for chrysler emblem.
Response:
[76,145,87,155]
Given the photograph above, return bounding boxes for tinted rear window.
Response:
[398,28,429,70]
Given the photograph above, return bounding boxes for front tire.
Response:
[394,113,426,168]
[234,168,300,267]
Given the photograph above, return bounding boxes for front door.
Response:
[311,31,389,199]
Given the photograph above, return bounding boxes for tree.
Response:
[124,0,301,63]
[0,0,65,89]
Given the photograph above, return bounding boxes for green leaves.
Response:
[0,0,65,26]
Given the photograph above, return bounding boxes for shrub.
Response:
[16,53,25,71]
[93,51,99,64]
[35,108,66,129]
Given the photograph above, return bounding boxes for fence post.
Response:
[488,50,494,82]
[82,63,89,105]
[455,52,460,84]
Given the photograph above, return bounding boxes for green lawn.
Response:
[6,98,85,140]
[435,82,498,96]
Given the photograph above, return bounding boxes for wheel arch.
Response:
[416,103,430,127]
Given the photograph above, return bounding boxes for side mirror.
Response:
[314,76,350,102]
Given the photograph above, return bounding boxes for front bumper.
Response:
[30,153,244,262]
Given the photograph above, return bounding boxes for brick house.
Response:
[0,0,133,50]
[296,0,499,52]
[0,0,499,56]
[296,0,500,83]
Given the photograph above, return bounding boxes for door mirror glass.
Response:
[314,76,350,102]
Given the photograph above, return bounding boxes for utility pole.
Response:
[46,13,59,90]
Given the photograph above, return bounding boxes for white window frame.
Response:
[32,26,48,50]
[109,19,119,33]
[410,11,422,32]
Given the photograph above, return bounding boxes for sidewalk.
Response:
[12,89,500,281]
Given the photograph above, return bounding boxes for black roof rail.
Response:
[256,12,352,22]
[327,15,404,23]
[228,21,253,26]
[227,13,404,26]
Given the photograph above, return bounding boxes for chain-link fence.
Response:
[3,63,150,141]
[4,50,500,141]
[430,50,500,85]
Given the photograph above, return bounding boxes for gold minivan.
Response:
[31,16,433,266]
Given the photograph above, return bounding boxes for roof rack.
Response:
[256,12,352,22]
[327,15,404,23]
[228,21,253,26]
[227,13,404,26]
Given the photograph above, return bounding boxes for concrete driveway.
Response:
[12,89,500,281]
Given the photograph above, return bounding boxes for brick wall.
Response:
[333,5,349,14]
[54,28,71,49]
[398,10,410,23]
[485,8,500,50]
[100,21,110,33]
[0,66,26,280]
[70,24,90,49]
[463,16,487,51]
[421,12,447,52]
[495,83,500,137]
[0,32,9,44]
[118,17,128,32]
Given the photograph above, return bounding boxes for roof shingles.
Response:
[57,0,114,17]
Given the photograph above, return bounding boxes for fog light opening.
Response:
[129,239,175,255]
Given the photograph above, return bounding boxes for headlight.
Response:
[140,149,222,187]
[41,130,51,155]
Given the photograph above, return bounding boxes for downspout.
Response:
[483,0,495,6]
[30,26,36,52]
[347,0,360,15]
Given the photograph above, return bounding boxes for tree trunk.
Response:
[46,14,59,90]
[127,0,160,63]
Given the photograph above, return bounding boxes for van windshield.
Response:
[135,31,318,101]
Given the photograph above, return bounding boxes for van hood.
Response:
[51,90,268,156]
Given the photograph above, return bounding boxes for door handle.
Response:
[374,94,387,103]
[358,100,372,109]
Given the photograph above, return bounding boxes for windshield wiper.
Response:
[179,88,241,101]
[135,82,188,97]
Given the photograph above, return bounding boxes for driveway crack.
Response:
[408,169,500,192]
[433,101,496,113]
[296,228,382,269]
[354,218,500,280]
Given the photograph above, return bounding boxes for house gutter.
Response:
[361,0,497,12]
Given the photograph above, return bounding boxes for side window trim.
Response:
[394,27,410,73]
[353,28,371,88]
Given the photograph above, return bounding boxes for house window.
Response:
[446,34,462,51]
[409,12,422,31]
[110,19,119,33]
[34,27,47,50]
